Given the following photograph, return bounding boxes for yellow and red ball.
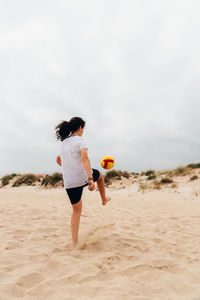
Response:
[101,155,115,170]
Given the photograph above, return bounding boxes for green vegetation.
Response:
[131,172,139,176]
[12,174,40,187]
[41,173,63,187]
[187,163,200,169]
[147,174,156,180]
[1,162,200,190]
[160,177,173,184]
[153,178,175,189]
[145,170,155,176]
[41,175,51,186]
[122,171,130,179]
[1,174,17,186]
[103,169,132,185]
[104,169,122,178]
[104,170,122,184]
[190,175,198,181]
[104,176,111,185]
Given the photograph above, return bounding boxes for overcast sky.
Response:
[0,0,200,177]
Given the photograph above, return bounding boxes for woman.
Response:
[55,117,111,248]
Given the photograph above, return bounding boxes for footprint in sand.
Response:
[3,283,26,298]
[16,272,45,289]
[29,253,48,263]
[5,242,23,250]
[3,272,46,299]
[78,223,115,250]
[51,244,71,255]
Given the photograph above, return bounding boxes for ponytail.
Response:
[55,117,86,141]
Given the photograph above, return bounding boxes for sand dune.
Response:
[0,185,200,300]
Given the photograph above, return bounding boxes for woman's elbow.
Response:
[56,156,61,166]
[81,156,88,164]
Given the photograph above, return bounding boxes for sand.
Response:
[0,185,200,300]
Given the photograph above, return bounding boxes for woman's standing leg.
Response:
[71,199,82,248]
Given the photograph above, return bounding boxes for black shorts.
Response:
[66,169,100,205]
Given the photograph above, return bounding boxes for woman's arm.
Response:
[56,155,61,166]
[80,148,94,191]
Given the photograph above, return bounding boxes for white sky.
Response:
[0,0,200,177]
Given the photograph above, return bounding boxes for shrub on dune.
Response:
[122,171,130,179]
[145,170,155,176]
[153,180,161,190]
[160,178,173,184]
[171,183,178,188]
[41,173,63,187]
[104,169,131,185]
[131,172,139,176]
[147,174,156,180]
[1,174,17,186]
[104,170,123,182]
[187,163,200,169]
[41,175,51,186]
[174,166,190,176]
[139,182,148,192]
[12,174,40,187]
[190,175,198,181]
[104,176,111,185]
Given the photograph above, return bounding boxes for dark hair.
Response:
[55,117,86,141]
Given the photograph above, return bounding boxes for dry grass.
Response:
[138,182,149,192]
[171,183,178,189]
[122,171,130,179]
[131,172,139,176]
[1,162,200,191]
[162,170,174,178]
[173,166,190,176]
[159,166,191,178]
[1,174,17,186]
[104,170,122,185]
[153,180,161,190]
[12,174,40,187]
[104,169,131,185]
[41,173,63,187]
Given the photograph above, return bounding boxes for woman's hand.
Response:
[88,180,95,191]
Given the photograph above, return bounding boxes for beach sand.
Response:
[0,185,200,300]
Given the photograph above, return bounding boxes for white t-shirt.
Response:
[58,136,89,189]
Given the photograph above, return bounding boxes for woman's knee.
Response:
[72,199,82,214]
[97,172,103,182]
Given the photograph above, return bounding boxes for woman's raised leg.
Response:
[97,173,111,205]
[71,199,82,248]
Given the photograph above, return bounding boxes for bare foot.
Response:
[102,196,111,206]
[72,241,78,249]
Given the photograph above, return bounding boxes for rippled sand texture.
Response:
[0,187,200,300]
